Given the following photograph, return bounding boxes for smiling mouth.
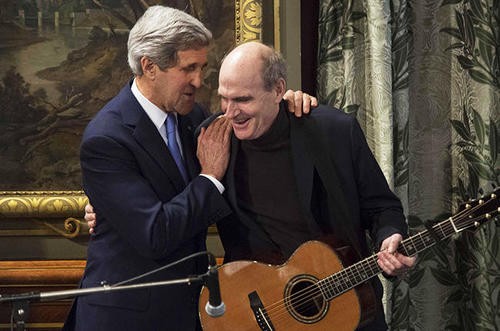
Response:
[233,117,250,126]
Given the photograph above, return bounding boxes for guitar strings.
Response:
[253,197,497,327]
[263,255,380,325]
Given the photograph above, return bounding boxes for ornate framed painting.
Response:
[0,0,276,259]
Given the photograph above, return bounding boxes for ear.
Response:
[274,78,286,103]
[140,57,156,79]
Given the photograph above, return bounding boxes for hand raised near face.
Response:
[197,115,232,181]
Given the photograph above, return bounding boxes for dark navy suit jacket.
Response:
[64,81,231,331]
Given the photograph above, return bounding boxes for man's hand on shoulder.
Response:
[283,89,318,117]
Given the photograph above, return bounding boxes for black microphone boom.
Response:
[204,254,225,318]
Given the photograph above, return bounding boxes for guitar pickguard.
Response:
[248,291,275,331]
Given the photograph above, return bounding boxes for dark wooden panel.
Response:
[0,260,85,330]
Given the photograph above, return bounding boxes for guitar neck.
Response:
[318,205,494,301]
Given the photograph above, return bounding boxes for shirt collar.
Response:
[131,78,176,132]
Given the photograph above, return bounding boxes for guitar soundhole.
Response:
[284,274,328,324]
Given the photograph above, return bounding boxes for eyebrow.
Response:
[218,94,253,102]
[182,62,208,70]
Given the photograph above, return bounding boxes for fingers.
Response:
[283,89,294,101]
[197,115,232,180]
[84,212,94,222]
[310,96,318,108]
[302,96,310,115]
[200,115,231,144]
[84,203,94,214]
[84,203,96,234]
[283,89,296,116]
[301,93,318,114]
[380,233,403,254]
[294,91,303,117]
[378,233,416,276]
[377,251,404,275]
[377,250,417,277]
[283,90,318,117]
[303,92,317,115]
[88,220,96,234]
[197,116,229,153]
[214,114,232,136]
[283,89,301,117]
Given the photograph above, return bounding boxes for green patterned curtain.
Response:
[316,0,499,329]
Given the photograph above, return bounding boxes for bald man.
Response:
[206,41,416,330]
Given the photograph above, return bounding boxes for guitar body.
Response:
[199,241,367,331]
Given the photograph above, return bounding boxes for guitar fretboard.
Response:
[317,193,499,301]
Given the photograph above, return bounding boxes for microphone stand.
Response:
[0,272,210,331]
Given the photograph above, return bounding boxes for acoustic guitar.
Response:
[199,189,499,331]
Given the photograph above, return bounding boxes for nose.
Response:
[191,69,203,88]
[224,101,239,118]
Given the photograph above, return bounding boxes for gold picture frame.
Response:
[0,0,275,243]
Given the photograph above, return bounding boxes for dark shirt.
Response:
[234,108,314,260]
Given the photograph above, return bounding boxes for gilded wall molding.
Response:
[0,191,87,217]
[235,0,263,43]
[0,191,88,238]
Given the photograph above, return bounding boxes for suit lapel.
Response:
[293,112,360,253]
[289,114,316,225]
[119,84,186,191]
[133,113,186,191]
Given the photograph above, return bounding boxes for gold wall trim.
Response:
[0,191,88,238]
[0,191,87,218]
[235,0,263,43]
[273,0,280,51]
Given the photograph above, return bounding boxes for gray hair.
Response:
[127,5,212,76]
[261,47,287,91]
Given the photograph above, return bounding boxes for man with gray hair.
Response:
[64,6,314,331]
[64,6,232,331]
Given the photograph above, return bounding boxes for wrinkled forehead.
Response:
[218,71,264,98]
[219,58,264,89]
[175,48,208,66]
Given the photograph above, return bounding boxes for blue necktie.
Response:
[166,114,189,183]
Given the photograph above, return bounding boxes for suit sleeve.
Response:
[80,134,232,260]
[349,117,407,248]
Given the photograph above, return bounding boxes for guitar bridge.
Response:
[248,291,275,331]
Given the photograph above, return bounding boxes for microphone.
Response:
[204,254,225,318]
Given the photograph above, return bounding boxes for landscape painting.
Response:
[0,0,236,191]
